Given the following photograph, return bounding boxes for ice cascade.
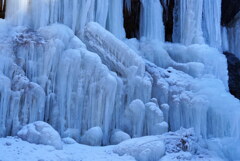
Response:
[1,2,240,160]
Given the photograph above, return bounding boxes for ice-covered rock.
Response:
[17,121,63,150]
[110,130,131,145]
[62,137,77,144]
[81,127,103,146]
[114,136,165,161]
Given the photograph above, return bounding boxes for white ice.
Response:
[17,121,63,150]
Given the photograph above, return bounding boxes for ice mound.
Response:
[114,136,165,161]
[81,127,103,146]
[17,121,63,150]
[110,129,131,145]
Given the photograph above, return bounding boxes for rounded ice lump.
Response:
[81,126,103,146]
[17,121,63,150]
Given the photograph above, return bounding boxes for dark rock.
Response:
[160,0,174,42]
[0,0,6,19]
[123,0,141,39]
[222,0,240,25]
[223,52,240,99]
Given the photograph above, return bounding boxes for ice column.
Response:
[221,27,229,52]
[95,0,109,28]
[202,0,222,49]
[228,13,240,59]
[173,0,204,45]
[140,0,165,42]
[107,0,126,39]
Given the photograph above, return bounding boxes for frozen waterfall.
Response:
[1,1,240,160]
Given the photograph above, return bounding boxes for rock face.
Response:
[123,0,141,39]
[223,52,240,99]
[17,121,63,150]
[221,0,240,25]
[0,0,6,18]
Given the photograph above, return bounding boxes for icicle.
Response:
[221,27,229,52]
[107,0,126,39]
[202,0,222,49]
[95,0,109,28]
[140,0,165,42]
[228,13,240,59]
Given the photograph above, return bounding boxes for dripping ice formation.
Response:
[140,0,165,41]
[0,0,240,160]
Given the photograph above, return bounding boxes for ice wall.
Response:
[0,22,120,145]
[5,0,126,39]
[0,20,169,145]
[173,0,204,45]
[173,0,223,49]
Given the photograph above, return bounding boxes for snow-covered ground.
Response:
[0,137,135,161]
[0,128,224,161]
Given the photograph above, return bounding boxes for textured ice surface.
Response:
[17,121,63,150]
[146,62,240,139]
